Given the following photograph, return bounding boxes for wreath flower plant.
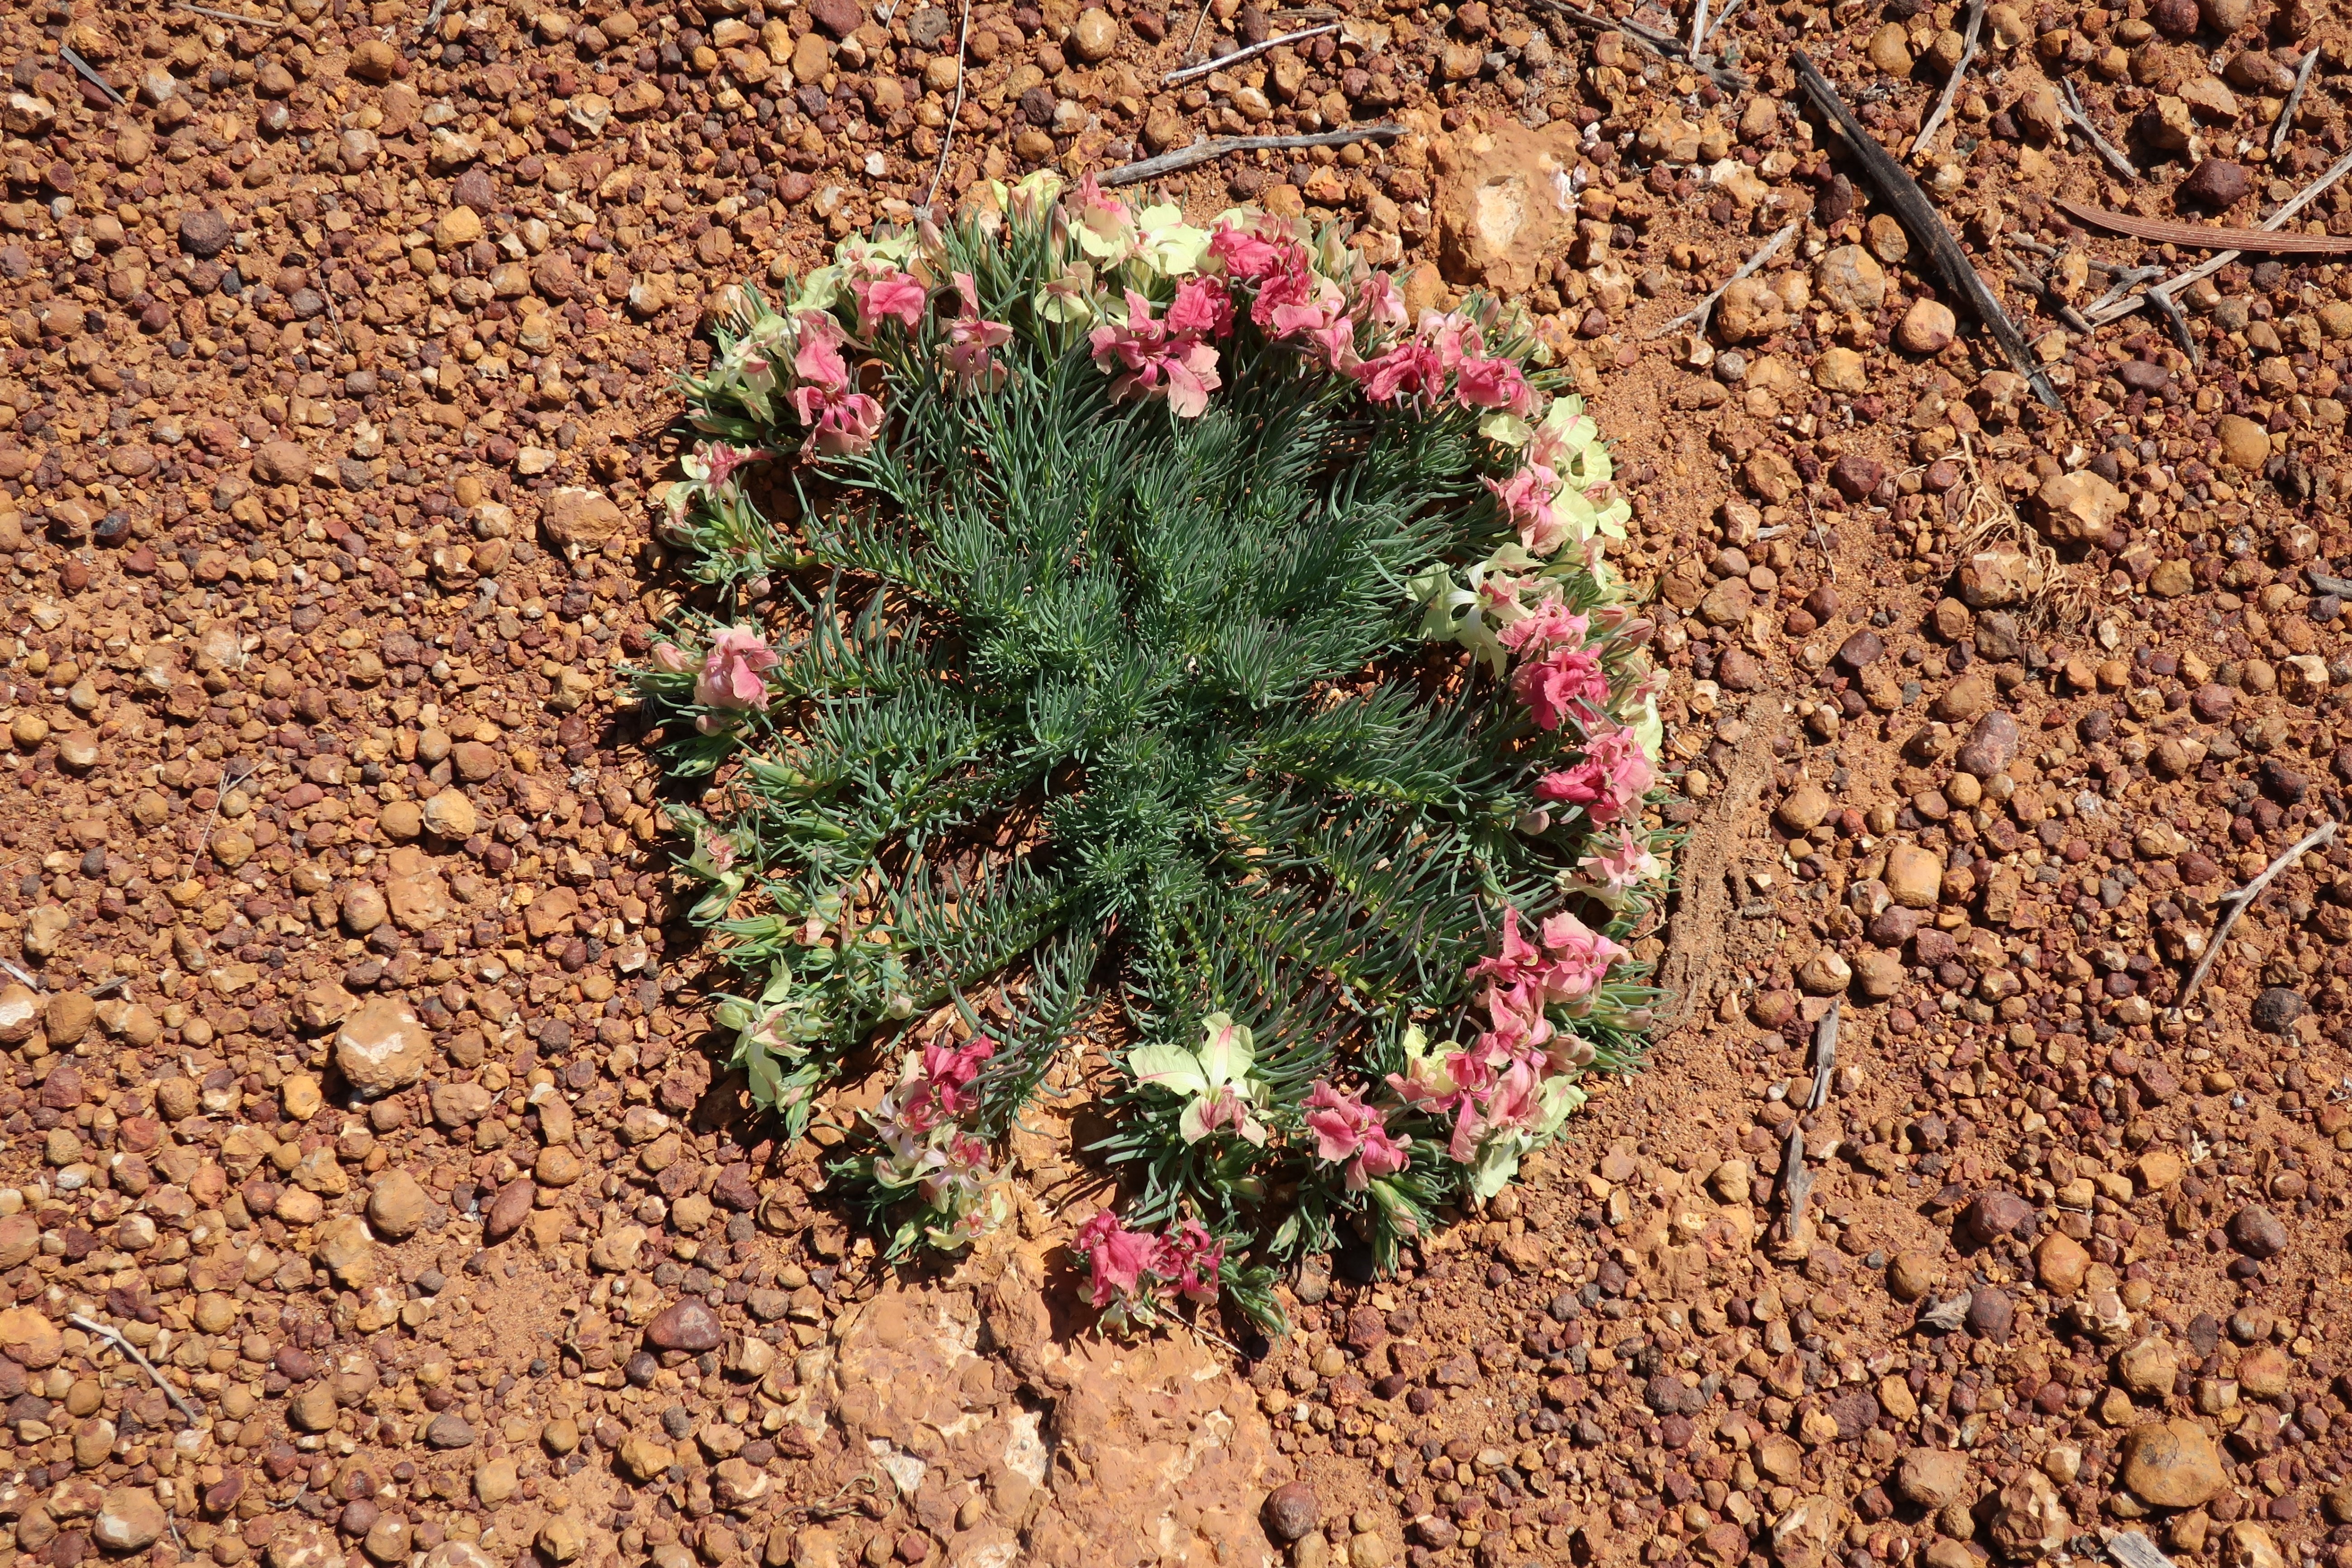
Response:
[636,170,1675,1334]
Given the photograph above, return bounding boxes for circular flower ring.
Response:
[639,172,1674,1331]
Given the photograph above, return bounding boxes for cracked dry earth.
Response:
[14,0,2352,1563]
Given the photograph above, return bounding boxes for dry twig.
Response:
[2174,820,2338,1014]
[58,46,122,105]
[174,2,284,24]
[2273,46,2321,159]
[1164,23,1338,83]
[1806,999,1838,1112]
[70,1314,202,1423]
[1519,0,1748,89]
[0,959,40,992]
[2087,146,2352,329]
[2057,198,2352,253]
[1793,50,2061,408]
[1650,220,1796,337]
[2007,257,2093,335]
[2058,80,2138,183]
[922,0,975,214]
[1909,0,1983,158]
[2108,1531,2178,1568]
[1698,0,1745,48]
[1772,1125,1813,1246]
[1100,123,1404,187]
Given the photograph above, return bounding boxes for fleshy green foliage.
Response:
[643,187,1670,1325]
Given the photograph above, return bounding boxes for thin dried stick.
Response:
[2273,46,2321,159]
[2148,287,2198,362]
[1909,0,1983,158]
[2109,1532,2178,1568]
[174,2,284,24]
[922,0,974,215]
[2082,262,2162,317]
[1182,0,1213,59]
[1650,220,1796,337]
[1164,22,1337,83]
[0,958,40,992]
[1099,123,1404,187]
[1793,49,2061,408]
[70,1314,202,1423]
[2090,146,2352,327]
[2174,820,2338,1014]
[1805,998,1838,1111]
[1517,0,1749,89]
[2007,257,2093,335]
[1689,0,1709,60]
[1698,0,1745,48]
[1771,1125,1813,1247]
[2059,80,2138,183]
[58,46,122,105]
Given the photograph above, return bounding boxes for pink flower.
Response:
[1208,221,1285,281]
[1533,727,1654,825]
[1352,270,1409,332]
[1303,1081,1410,1191]
[1075,1211,1159,1308]
[792,310,852,392]
[1069,173,1138,263]
[944,272,1014,392]
[852,269,930,335]
[689,441,774,491]
[695,626,780,711]
[1485,465,1567,556]
[1533,909,1627,1007]
[901,1032,996,1129]
[1511,645,1610,731]
[1165,276,1235,341]
[1349,339,1445,404]
[650,642,691,674]
[1249,246,1346,348]
[1454,351,1533,415]
[1090,288,1224,418]
[1149,1219,1226,1304]
[1495,598,1588,660]
[1580,827,1661,897]
[788,386,885,457]
[1467,905,1628,1014]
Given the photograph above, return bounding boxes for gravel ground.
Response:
[2,0,2352,1565]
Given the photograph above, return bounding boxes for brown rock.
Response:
[1987,1472,2068,1560]
[541,486,625,550]
[2119,1419,2229,1507]
[92,1487,167,1551]
[484,1179,533,1242]
[1885,843,1943,909]
[1887,1251,1938,1302]
[2035,470,2125,547]
[1264,1482,1321,1543]
[2180,158,2254,206]
[336,998,429,1097]
[2216,415,2271,470]
[1895,300,1957,354]
[2227,1205,2288,1259]
[0,984,37,1044]
[1777,784,1835,834]
[1958,1191,2035,1246]
[421,787,478,839]
[2034,1233,2090,1296]
[647,1299,726,1352]
[42,991,92,1047]
[1896,1449,1972,1508]
[367,1172,430,1239]
[252,440,312,485]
